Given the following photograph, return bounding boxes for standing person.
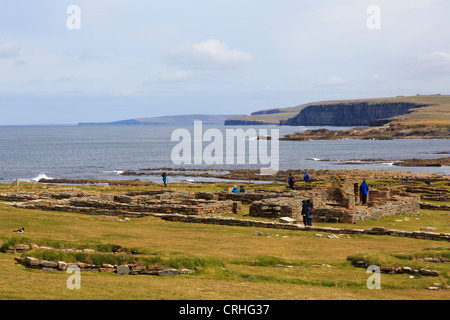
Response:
[232,185,239,193]
[162,172,167,187]
[288,174,295,190]
[360,180,370,204]
[305,199,314,226]
[304,171,310,183]
[301,200,308,226]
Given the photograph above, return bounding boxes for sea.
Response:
[0,125,448,184]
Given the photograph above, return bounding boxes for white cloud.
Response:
[0,43,21,59]
[417,51,450,71]
[318,76,347,85]
[396,51,450,77]
[166,39,255,70]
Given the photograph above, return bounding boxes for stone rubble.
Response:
[249,177,421,223]
[0,177,421,225]
[350,260,442,277]
[15,255,193,277]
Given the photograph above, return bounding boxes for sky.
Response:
[1,0,450,125]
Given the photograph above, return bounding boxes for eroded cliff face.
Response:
[280,102,428,126]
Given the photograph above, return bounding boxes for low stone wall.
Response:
[249,198,303,219]
[159,213,450,242]
[313,207,354,224]
[5,244,31,254]
[1,191,242,217]
[348,258,443,277]
[218,190,298,204]
[16,256,193,276]
[247,183,421,224]
[351,195,421,223]
[0,181,428,225]
[420,202,450,211]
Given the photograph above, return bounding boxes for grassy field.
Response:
[0,181,449,301]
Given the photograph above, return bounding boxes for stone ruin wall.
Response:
[0,190,242,218]
[0,177,421,224]
[247,177,421,223]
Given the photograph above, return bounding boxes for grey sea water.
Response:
[0,125,448,183]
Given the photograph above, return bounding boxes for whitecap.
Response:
[103,170,124,175]
[31,173,53,182]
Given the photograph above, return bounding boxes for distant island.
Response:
[78,114,243,126]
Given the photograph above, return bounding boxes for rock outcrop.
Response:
[280,124,449,141]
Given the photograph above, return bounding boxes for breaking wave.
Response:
[31,173,53,182]
[103,170,124,175]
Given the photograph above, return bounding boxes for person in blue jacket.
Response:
[304,171,310,183]
[239,186,246,193]
[231,185,239,193]
[360,180,370,204]
[305,199,314,226]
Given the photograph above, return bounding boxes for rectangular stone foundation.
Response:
[0,177,421,224]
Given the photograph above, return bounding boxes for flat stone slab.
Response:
[158,269,180,277]
[116,265,130,275]
[279,217,297,224]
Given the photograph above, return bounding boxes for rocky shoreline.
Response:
[280,124,449,141]
[28,167,448,186]
[394,157,450,167]
[333,157,450,167]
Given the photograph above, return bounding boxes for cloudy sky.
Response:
[1,0,449,125]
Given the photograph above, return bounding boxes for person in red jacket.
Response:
[288,174,295,189]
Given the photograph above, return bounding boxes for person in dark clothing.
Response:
[288,174,295,189]
[301,200,308,226]
[239,186,246,193]
[304,171,310,183]
[360,180,370,204]
[162,172,167,187]
[305,199,314,226]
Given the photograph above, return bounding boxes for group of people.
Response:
[288,172,313,225]
[232,185,246,193]
[301,199,314,226]
[288,171,310,189]
[162,170,372,227]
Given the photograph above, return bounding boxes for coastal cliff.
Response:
[280,102,428,126]
[224,95,450,127]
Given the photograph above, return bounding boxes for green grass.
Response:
[0,181,449,300]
